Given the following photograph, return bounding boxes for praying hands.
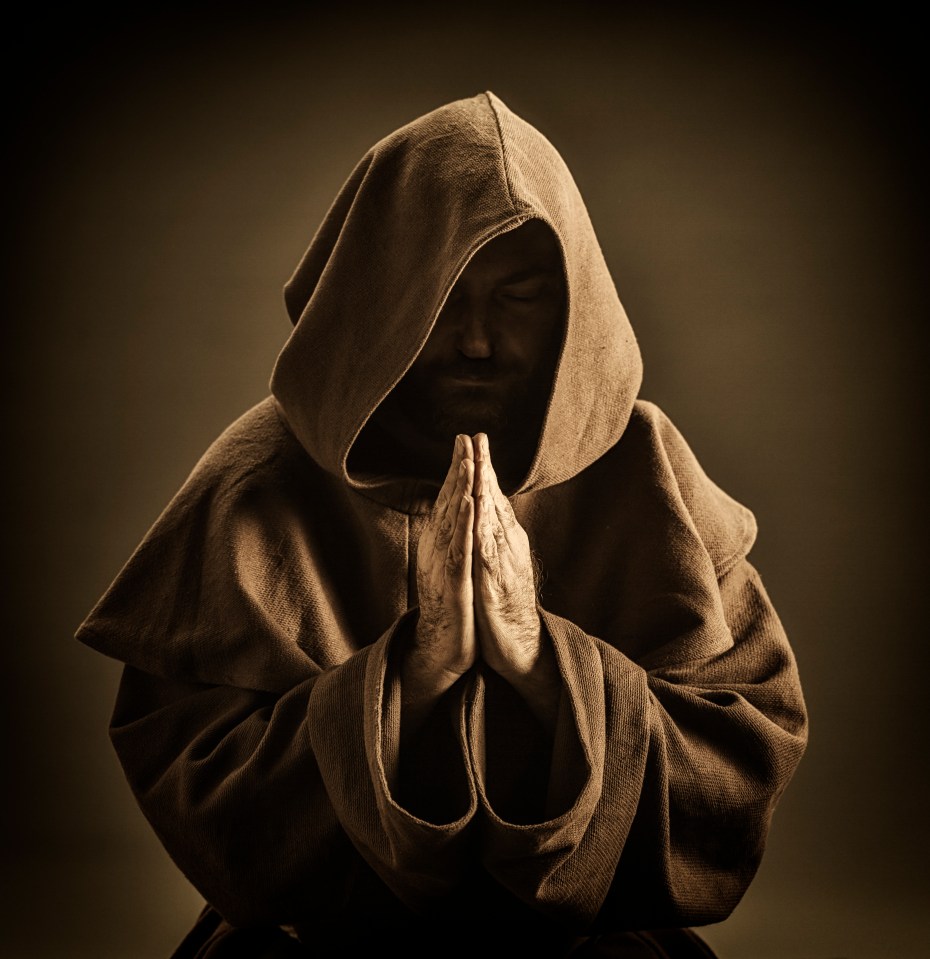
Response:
[402,433,561,735]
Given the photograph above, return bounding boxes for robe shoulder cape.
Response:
[75,92,807,948]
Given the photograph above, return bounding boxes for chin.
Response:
[429,402,509,441]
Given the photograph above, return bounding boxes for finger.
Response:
[472,432,494,530]
[473,434,523,566]
[430,433,465,527]
[473,451,486,505]
[490,499,510,560]
[473,432,489,459]
[432,434,467,518]
[475,485,500,571]
[481,453,518,531]
[433,444,473,555]
[440,455,473,540]
[445,491,474,595]
[475,434,501,501]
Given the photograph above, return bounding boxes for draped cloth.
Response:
[76,92,807,956]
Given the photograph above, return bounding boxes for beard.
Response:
[422,387,511,439]
[352,356,557,491]
[391,361,534,444]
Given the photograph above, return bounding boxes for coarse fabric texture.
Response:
[75,92,807,955]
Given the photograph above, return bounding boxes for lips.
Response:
[443,373,498,386]
[434,362,510,387]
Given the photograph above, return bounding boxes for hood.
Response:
[270,91,642,505]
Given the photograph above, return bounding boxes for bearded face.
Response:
[379,220,565,457]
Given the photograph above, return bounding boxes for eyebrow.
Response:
[497,267,561,285]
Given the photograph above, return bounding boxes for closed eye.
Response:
[498,278,553,301]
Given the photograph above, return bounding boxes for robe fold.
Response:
[76,91,807,956]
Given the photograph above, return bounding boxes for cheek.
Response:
[505,315,564,368]
[412,324,457,365]
[404,344,445,382]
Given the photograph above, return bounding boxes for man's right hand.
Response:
[402,434,477,719]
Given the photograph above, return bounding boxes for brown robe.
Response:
[75,92,807,957]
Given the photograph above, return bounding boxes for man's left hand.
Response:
[473,433,561,730]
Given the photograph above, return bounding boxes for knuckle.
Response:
[478,538,496,563]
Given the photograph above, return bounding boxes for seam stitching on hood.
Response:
[485,92,518,215]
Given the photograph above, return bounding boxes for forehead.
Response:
[457,220,562,283]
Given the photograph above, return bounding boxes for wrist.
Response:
[491,625,561,732]
[403,622,472,701]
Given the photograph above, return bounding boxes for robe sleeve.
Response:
[104,615,477,930]
[469,558,808,931]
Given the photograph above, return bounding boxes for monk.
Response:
[76,92,807,958]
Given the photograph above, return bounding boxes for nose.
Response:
[457,303,493,359]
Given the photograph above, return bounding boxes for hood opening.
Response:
[345,217,570,502]
[270,91,642,513]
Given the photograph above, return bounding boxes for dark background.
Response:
[4,4,927,957]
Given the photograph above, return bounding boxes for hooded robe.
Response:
[75,92,807,957]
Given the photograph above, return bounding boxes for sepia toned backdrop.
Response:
[4,5,926,957]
